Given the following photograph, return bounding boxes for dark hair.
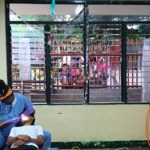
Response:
[30,113,35,125]
[31,118,35,125]
[0,80,9,97]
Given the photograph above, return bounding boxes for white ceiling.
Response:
[10,4,150,15]
[10,4,79,15]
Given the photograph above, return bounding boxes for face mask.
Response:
[3,94,13,105]
[4,98,12,105]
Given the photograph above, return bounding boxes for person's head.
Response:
[0,80,14,105]
[62,63,69,72]
[76,68,81,76]
[98,57,104,63]
[21,113,35,126]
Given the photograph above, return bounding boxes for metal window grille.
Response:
[10,23,150,104]
[11,24,46,103]
[7,0,150,104]
[127,23,150,103]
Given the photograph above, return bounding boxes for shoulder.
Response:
[14,93,23,99]
[34,125,43,128]
[14,93,29,100]
[34,125,43,130]
[14,93,25,97]
[11,126,18,131]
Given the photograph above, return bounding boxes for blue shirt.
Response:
[0,93,33,122]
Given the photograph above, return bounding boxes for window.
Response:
[7,3,150,104]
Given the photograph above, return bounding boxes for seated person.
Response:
[0,79,51,150]
[6,114,44,150]
[58,64,71,86]
[72,69,84,86]
[97,57,108,86]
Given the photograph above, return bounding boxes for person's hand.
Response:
[16,135,31,142]
[14,139,25,147]
[0,121,6,127]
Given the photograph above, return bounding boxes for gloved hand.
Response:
[0,116,21,136]
[23,107,35,116]
[0,116,21,128]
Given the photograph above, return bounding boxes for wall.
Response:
[35,105,148,142]
[0,0,7,81]
[0,0,149,144]
[0,0,7,82]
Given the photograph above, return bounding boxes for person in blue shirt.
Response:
[0,79,51,150]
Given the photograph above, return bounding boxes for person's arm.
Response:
[0,114,9,122]
[0,93,34,129]
[1,95,33,127]
[12,94,33,118]
[6,127,16,146]
[0,103,13,121]
[30,126,44,146]
[0,117,21,128]
[9,134,44,146]
[16,135,31,143]
[7,137,26,147]
[23,95,33,109]
[6,129,29,147]
[7,134,31,147]
[0,94,32,122]
[31,135,44,146]
[6,136,17,146]
[0,104,21,128]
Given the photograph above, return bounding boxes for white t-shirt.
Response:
[9,125,44,149]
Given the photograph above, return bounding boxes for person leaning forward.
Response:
[0,79,51,150]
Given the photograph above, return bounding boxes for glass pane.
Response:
[48,24,84,104]
[88,23,122,103]
[11,24,46,103]
[127,23,150,103]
